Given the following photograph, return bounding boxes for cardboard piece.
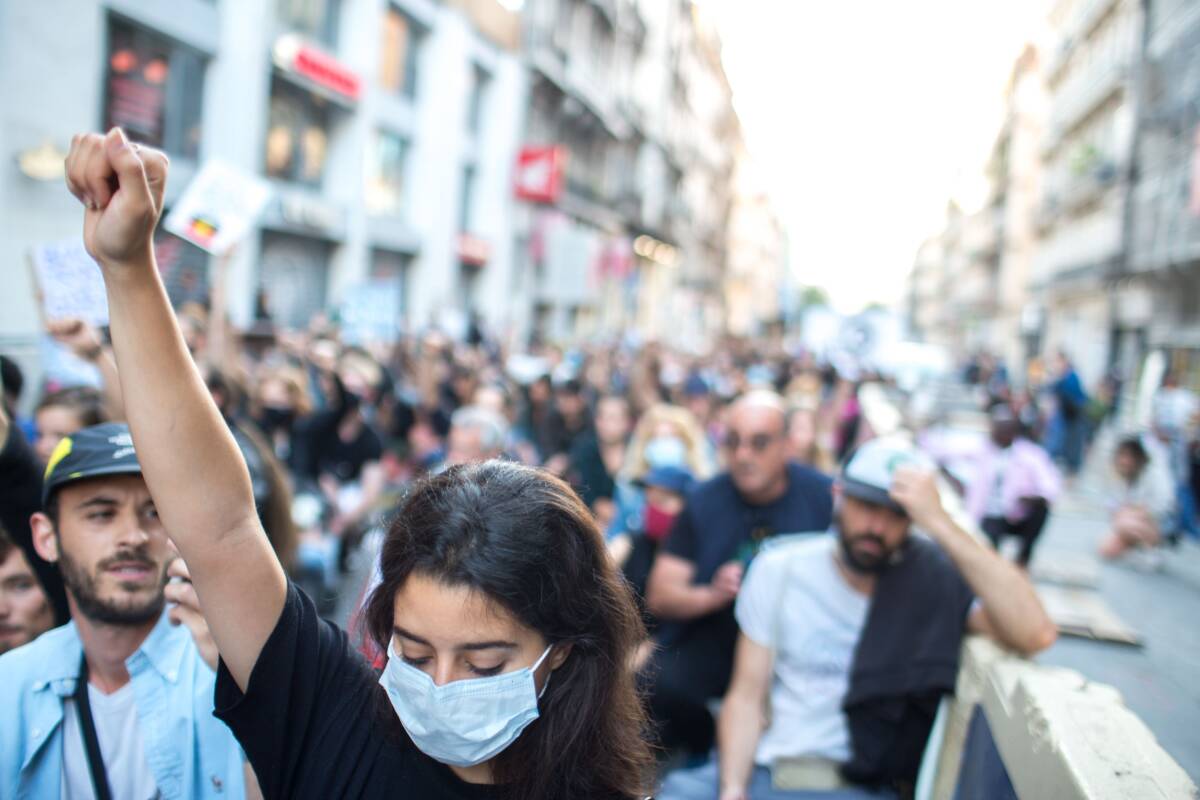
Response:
[164,160,271,254]
[1030,554,1101,589]
[30,240,109,326]
[1035,584,1143,646]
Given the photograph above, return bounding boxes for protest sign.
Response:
[339,280,402,344]
[164,160,272,254]
[30,239,109,326]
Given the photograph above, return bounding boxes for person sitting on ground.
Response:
[441,404,509,468]
[0,524,55,655]
[607,402,715,568]
[1098,435,1176,564]
[658,437,1057,800]
[58,127,655,800]
[568,393,633,529]
[961,404,1061,568]
[621,464,695,625]
[644,390,833,759]
[0,423,250,798]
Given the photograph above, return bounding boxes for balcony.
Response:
[1046,0,1121,84]
[1044,58,1130,152]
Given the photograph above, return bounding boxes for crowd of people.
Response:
[0,129,1187,799]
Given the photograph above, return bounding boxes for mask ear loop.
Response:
[533,644,555,699]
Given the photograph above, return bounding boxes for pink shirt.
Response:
[963,439,1062,523]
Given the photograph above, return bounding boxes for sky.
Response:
[706,0,1048,313]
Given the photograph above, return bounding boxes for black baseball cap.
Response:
[42,422,144,504]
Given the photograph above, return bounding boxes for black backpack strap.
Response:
[74,654,113,800]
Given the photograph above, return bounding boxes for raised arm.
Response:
[890,466,1057,656]
[65,129,285,689]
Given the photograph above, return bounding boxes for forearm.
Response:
[646,582,720,620]
[717,695,764,795]
[927,513,1055,654]
[105,264,258,550]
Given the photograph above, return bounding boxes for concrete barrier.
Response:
[925,637,1197,800]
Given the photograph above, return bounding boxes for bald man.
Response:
[644,391,834,757]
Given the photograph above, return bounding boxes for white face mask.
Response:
[379,643,554,767]
[644,435,687,468]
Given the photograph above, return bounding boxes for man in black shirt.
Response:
[645,391,833,756]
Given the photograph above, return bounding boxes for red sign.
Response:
[514,146,566,204]
[457,234,492,266]
[275,36,361,101]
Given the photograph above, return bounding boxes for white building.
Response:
[1031,0,1143,387]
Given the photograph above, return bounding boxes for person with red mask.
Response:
[621,465,695,626]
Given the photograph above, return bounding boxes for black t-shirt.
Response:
[659,462,833,647]
[214,581,502,799]
[568,432,617,509]
[293,413,384,484]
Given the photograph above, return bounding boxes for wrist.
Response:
[921,510,960,541]
[97,247,158,281]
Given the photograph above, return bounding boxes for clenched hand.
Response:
[64,128,168,271]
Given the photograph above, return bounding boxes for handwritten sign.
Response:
[31,240,109,326]
[339,280,402,344]
[164,160,271,254]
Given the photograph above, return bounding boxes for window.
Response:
[379,6,424,99]
[104,17,205,158]
[459,165,477,233]
[366,130,408,215]
[278,0,339,46]
[265,78,332,186]
[466,64,491,135]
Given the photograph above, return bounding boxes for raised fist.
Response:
[64,128,168,271]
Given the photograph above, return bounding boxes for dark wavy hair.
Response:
[364,461,653,800]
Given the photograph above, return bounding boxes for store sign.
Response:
[279,193,343,232]
[514,146,566,204]
[457,233,492,266]
[273,35,361,101]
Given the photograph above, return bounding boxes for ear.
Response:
[548,643,573,671]
[30,512,60,564]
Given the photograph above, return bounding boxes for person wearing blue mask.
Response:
[61,130,654,800]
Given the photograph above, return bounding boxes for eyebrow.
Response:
[76,496,119,510]
[393,625,518,652]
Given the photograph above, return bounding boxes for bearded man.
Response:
[658,437,1057,800]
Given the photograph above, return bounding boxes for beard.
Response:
[835,511,901,575]
[58,544,168,626]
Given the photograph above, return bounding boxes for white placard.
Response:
[164,160,272,255]
[31,239,109,326]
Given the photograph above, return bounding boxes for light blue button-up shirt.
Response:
[0,609,246,800]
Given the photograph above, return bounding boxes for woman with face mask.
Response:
[605,404,715,568]
[61,132,654,799]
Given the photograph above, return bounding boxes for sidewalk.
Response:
[1032,472,1200,780]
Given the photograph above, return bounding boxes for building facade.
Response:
[2,0,527,387]
[1031,0,1143,387]
[1125,0,1200,382]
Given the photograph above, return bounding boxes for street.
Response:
[1034,478,1200,780]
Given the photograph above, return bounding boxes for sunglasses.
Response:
[723,432,780,453]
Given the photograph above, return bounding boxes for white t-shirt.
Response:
[61,681,161,800]
[735,534,870,766]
